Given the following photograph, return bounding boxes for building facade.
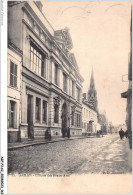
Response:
[8,1,84,142]
[7,42,22,142]
[121,9,132,149]
[98,112,108,134]
[82,96,98,136]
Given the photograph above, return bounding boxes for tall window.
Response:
[9,101,16,128]
[10,61,17,87]
[36,97,41,122]
[72,80,74,97]
[30,42,46,78]
[74,113,77,127]
[55,63,58,85]
[71,109,74,126]
[76,86,80,102]
[75,113,81,127]
[54,104,59,123]
[63,72,67,92]
[42,100,47,123]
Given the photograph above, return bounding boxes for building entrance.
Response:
[89,121,93,134]
[61,103,68,137]
[27,95,34,139]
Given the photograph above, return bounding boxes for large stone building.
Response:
[82,69,100,135]
[8,1,84,142]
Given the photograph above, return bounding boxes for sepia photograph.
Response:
[5,0,132,193]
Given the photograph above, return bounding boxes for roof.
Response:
[8,41,23,56]
[82,98,97,113]
[54,28,73,50]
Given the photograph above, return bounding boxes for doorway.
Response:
[27,95,34,139]
[89,121,93,134]
[61,103,68,137]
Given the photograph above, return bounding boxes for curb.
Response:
[8,136,96,151]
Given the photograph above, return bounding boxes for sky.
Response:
[42,1,131,126]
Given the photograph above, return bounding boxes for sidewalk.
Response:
[8,135,96,151]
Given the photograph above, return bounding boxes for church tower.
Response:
[88,68,98,111]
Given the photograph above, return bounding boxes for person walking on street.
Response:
[119,128,124,140]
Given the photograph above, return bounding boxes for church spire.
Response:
[88,67,98,111]
[90,66,95,90]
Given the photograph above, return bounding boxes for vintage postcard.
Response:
[1,0,132,194]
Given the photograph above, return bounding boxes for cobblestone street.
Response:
[8,134,132,175]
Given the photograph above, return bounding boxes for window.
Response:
[42,100,47,123]
[55,63,58,85]
[30,42,46,78]
[9,101,16,128]
[54,104,59,123]
[36,97,41,122]
[74,113,81,127]
[76,87,80,102]
[74,113,77,127]
[72,80,74,97]
[71,109,74,126]
[10,61,17,87]
[78,114,81,127]
[63,73,67,92]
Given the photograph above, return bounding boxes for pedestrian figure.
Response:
[67,127,70,138]
[45,127,51,140]
[125,130,128,139]
[119,128,124,140]
[96,130,100,138]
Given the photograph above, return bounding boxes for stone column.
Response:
[32,96,36,124]
[58,67,61,88]
[74,82,76,99]
[67,76,69,95]
[68,77,71,96]
[48,93,54,127]
[46,56,49,81]
[79,87,82,103]
[59,69,63,90]
[51,59,55,84]
[14,102,17,128]
[40,98,43,124]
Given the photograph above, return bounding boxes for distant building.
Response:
[98,111,108,134]
[8,1,84,142]
[87,68,98,111]
[121,9,132,149]
[82,95,98,136]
